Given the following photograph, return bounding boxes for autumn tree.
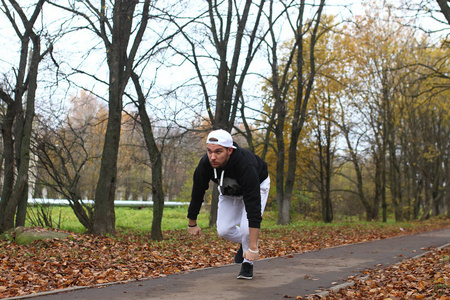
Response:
[397,0,450,218]
[330,2,449,222]
[0,0,54,232]
[333,10,412,221]
[48,0,153,236]
[305,84,340,222]
[404,45,450,220]
[262,0,325,225]
[33,92,107,232]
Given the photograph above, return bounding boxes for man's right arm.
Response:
[187,156,210,219]
[187,157,209,235]
[187,218,202,235]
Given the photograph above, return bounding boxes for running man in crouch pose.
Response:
[187,129,270,279]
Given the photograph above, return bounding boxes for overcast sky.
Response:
[0,0,447,124]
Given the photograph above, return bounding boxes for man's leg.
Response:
[237,177,271,279]
[216,194,244,244]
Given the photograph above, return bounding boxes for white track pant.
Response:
[216,177,270,256]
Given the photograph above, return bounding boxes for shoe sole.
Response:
[236,275,253,280]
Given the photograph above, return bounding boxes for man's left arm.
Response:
[243,227,260,261]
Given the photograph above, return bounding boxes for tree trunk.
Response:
[0,1,45,232]
[70,199,94,231]
[381,145,387,222]
[92,87,122,236]
[132,72,165,240]
[150,155,164,241]
[275,107,286,224]
[389,135,403,222]
[446,156,450,218]
[93,0,140,236]
[420,183,432,221]
[14,33,40,227]
[373,152,382,221]
[0,104,17,231]
[446,173,450,218]
[209,184,219,228]
[322,115,333,223]
[15,182,28,227]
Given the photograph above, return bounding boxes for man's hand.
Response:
[187,219,202,235]
[187,224,202,235]
[243,249,259,261]
[244,227,260,261]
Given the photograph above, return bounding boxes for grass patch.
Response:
[26,205,449,238]
[26,205,209,233]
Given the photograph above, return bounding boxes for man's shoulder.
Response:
[196,154,213,172]
[234,147,265,164]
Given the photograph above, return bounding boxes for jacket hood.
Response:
[212,142,239,186]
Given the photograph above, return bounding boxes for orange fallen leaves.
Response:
[326,246,450,299]
[0,220,449,299]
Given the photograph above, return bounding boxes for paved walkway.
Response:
[12,228,450,300]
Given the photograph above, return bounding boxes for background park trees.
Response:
[0,0,448,236]
[260,0,326,225]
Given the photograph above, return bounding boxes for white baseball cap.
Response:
[206,129,236,149]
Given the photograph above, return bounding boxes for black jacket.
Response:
[187,143,268,228]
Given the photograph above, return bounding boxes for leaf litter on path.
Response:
[0,219,449,299]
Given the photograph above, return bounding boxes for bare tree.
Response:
[31,93,106,232]
[435,0,450,24]
[130,72,165,241]
[401,0,450,27]
[49,0,153,236]
[0,0,53,233]
[173,0,267,226]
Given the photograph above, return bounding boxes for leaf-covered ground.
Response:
[324,246,450,300]
[1,219,449,299]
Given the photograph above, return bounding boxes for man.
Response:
[187,129,270,280]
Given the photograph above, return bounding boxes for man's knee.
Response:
[217,224,233,239]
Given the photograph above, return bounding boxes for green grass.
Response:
[25,205,288,233]
[26,205,209,233]
[26,205,448,235]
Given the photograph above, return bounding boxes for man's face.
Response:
[207,144,233,168]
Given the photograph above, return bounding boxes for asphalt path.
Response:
[11,228,450,300]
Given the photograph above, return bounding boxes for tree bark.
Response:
[322,106,333,223]
[436,0,450,25]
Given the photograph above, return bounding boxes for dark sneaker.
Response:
[237,262,253,279]
[234,244,243,264]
